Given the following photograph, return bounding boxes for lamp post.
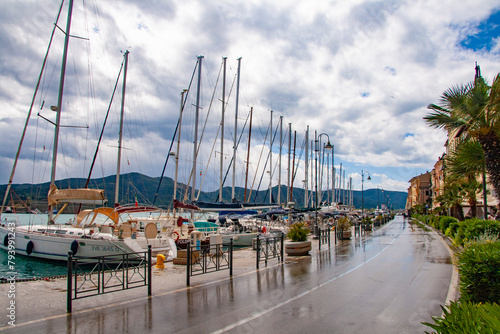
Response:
[361,170,371,218]
[314,132,333,238]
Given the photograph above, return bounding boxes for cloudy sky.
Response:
[0,0,499,200]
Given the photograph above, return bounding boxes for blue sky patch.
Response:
[460,10,500,52]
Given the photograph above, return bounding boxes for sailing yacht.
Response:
[0,0,176,262]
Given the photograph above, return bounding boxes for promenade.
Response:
[1,216,458,333]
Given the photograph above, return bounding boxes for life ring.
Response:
[3,234,8,247]
[70,240,79,255]
[171,231,180,242]
[26,240,34,255]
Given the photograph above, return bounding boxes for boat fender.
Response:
[26,240,34,255]
[171,231,180,242]
[3,234,8,247]
[70,240,79,255]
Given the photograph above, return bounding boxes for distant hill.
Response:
[0,172,407,212]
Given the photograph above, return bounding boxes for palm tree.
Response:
[446,139,486,217]
[424,71,500,201]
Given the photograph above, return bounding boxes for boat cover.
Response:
[47,184,106,205]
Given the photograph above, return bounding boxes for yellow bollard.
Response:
[155,254,166,269]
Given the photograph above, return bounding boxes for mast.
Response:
[287,123,291,205]
[232,57,241,202]
[219,57,226,202]
[304,125,309,208]
[193,56,203,204]
[174,89,187,207]
[49,0,74,222]
[278,115,283,206]
[291,131,296,203]
[244,107,253,202]
[332,145,335,204]
[269,110,273,204]
[114,50,129,207]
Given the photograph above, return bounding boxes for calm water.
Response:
[1,213,79,279]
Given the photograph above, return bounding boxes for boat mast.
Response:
[219,57,226,202]
[287,122,291,205]
[244,107,253,202]
[49,0,74,223]
[193,56,203,207]
[174,89,187,209]
[278,115,283,206]
[291,131,296,203]
[114,50,129,207]
[232,57,241,202]
[269,110,273,204]
[304,125,309,208]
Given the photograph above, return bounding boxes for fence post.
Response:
[256,236,260,269]
[187,243,191,286]
[328,228,331,248]
[148,245,152,296]
[229,238,233,277]
[280,233,284,262]
[319,229,322,251]
[67,251,73,313]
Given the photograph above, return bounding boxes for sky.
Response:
[0,0,499,199]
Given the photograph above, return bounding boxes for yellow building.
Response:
[406,172,431,211]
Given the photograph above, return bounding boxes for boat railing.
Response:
[66,245,152,313]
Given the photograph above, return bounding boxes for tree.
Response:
[446,139,485,218]
[424,70,500,201]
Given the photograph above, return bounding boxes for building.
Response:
[406,172,431,211]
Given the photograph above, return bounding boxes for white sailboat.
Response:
[0,0,176,262]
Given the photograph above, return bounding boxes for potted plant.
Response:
[362,216,373,231]
[284,222,311,256]
[337,216,352,240]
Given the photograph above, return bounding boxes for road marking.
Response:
[211,237,397,334]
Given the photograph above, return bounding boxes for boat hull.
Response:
[0,224,156,262]
[222,232,258,247]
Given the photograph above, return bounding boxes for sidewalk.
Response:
[1,242,297,329]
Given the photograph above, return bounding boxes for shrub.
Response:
[423,300,500,333]
[287,222,309,242]
[438,216,458,233]
[462,219,500,243]
[457,240,500,304]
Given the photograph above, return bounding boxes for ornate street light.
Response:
[314,132,332,238]
[361,170,371,218]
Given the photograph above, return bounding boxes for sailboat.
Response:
[0,0,176,262]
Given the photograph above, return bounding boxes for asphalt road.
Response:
[2,216,454,333]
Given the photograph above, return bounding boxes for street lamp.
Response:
[361,170,371,218]
[314,132,333,238]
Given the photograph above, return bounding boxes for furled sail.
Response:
[47,184,106,206]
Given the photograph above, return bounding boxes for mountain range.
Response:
[1,172,407,212]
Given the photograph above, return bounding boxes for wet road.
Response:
[5,216,453,333]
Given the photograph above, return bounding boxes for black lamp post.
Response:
[314,132,333,238]
[361,170,371,218]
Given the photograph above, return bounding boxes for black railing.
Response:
[318,227,331,250]
[187,240,233,286]
[256,234,284,269]
[67,245,151,312]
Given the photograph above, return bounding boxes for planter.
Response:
[284,240,311,256]
[336,230,352,240]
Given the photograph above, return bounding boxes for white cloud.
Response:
[0,0,498,197]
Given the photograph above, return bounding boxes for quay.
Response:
[0,217,458,333]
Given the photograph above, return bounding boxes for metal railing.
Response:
[187,240,233,286]
[67,245,151,312]
[318,227,331,250]
[256,233,284,269]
